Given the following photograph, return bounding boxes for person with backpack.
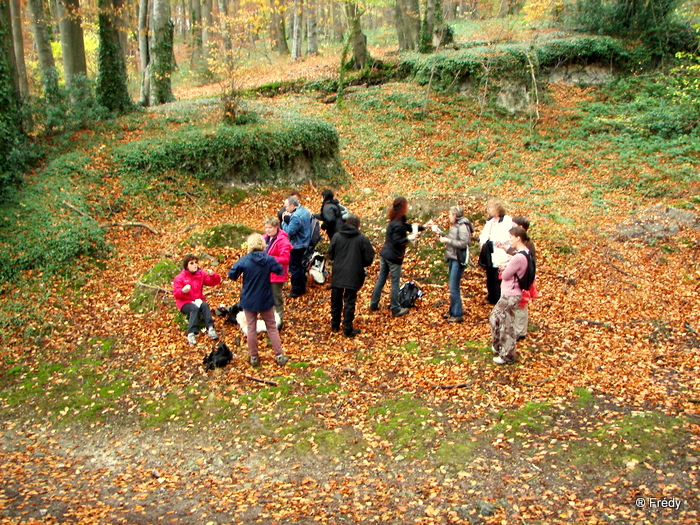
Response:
[281,194,311,298]
[478,199,513,305]
[228,233,289,367]
[489,226,533,365]
[314,189,345,242]
[173,254,222,345]
[428,205,473,323]
[263,217,293,328]
[328,214,375,337]
[370,197,423,318]
[509,216,537,340]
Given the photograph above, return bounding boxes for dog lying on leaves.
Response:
[215,303,282,336]
[203,341,232,370]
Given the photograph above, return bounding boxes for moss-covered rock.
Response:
[185,223,255,249]
[130,259,179,313]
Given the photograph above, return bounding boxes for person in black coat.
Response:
[328,214,375,337]
[369,197,424,317]
[314,189,345,242]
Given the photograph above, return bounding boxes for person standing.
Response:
[510,216,536,340]
[490,226,530,365]
[281,194,311,298]
[328,214,375,337]
[228,233,289,367]
[429,205,473,323]
[314,189,344,242]
[263,217,293,327]
[478,199,513,304]
[173,254,221,345]
[370,197,422,317]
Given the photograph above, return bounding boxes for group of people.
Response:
[172,192,537,368]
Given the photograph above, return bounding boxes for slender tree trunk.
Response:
[217,0,233,67]
[138,0,149,103]
[394,0,420,51]
[27,0,60,101]
[96,0,132,113]
[331,0,343,42]
[420,0,436,52]
[8,0,28,97]
[190,0,202,65]
[201,0,211,59]
[306,0,317,55]
[139,0,174,105]
[290,0,303,61]
[270,1,288,55]
[56,0,88,88]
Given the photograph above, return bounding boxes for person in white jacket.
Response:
[478,199,513,304]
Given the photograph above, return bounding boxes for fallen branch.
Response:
[136,281,169,294]
[434,382,471,390]
[63,201,159,235]
[575,318,608,326]
[102,222,160,235]
[243,375,278,387]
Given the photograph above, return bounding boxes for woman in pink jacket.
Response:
[173,254,222,345]
[264,217,293,327]
[490,226,529,365]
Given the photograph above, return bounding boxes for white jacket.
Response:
[479,215,513,267]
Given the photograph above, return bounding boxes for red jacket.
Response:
[173,268,221,310]
[265,229,292,283]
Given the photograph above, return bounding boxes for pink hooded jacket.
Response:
[172,268,221,311]
[265,229,292,283]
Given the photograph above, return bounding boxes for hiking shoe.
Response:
[249,355,260,367]
[491,346,498,355]
[187,333,197,345]
[344,329,361,338]
[331,325,340,333]
[442,312,451,319]
[369,303,379,312]
[517,335,527,341]
[446,316,464,323]
[392,307,410,318]
[276,354,289,366]
[207,327,218,340]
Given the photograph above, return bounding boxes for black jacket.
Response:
[329,224,375,290]
[379,218,422,265]
[314,199,344,240]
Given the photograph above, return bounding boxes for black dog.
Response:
[203,341,232,370]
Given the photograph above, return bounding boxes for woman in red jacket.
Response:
[264,217,293,327]
[173,254,222,345]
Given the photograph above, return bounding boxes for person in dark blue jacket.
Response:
[328,214,375,337]
[369,197,423,317]
[228,233,289,367]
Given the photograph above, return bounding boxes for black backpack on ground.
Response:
[516,250,536,291]
[204,341,232,370]
[398,281,423,308]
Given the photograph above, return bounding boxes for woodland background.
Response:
[1,0,700,523]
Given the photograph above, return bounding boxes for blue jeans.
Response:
[448,259,465,318]
[370,256,402,314]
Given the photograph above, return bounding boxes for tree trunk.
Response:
[27,0,60,101]
[331,0,343,42]
[0,0,24,183]
[345,1,367,70]
[394,0,420,51]
[190,0,202,65]
[420,0,436,52]
[290,0,302,61]
[139,0,175,106]
[8,0,28,97]
[306,0,317,55]
[269,1,288,55]
[201,0,211,59]
[56,0,88,88]
[96,0,132,113]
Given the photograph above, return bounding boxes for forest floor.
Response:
[1,45,699,524]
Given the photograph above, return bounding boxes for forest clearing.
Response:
[1,3,700,523]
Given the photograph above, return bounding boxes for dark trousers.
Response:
[180,301,214,335]
[331,287,358,333]
[486,266,502,305]
[289,247,307,295]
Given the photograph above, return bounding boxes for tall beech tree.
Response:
[56,0,88,88]
[8,0,27,97]
[139,0,175,106]
[27,0,59,101]
[97,0,132,113]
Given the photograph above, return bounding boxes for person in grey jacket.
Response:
[328,215,375,337]
[429,205,473,322]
